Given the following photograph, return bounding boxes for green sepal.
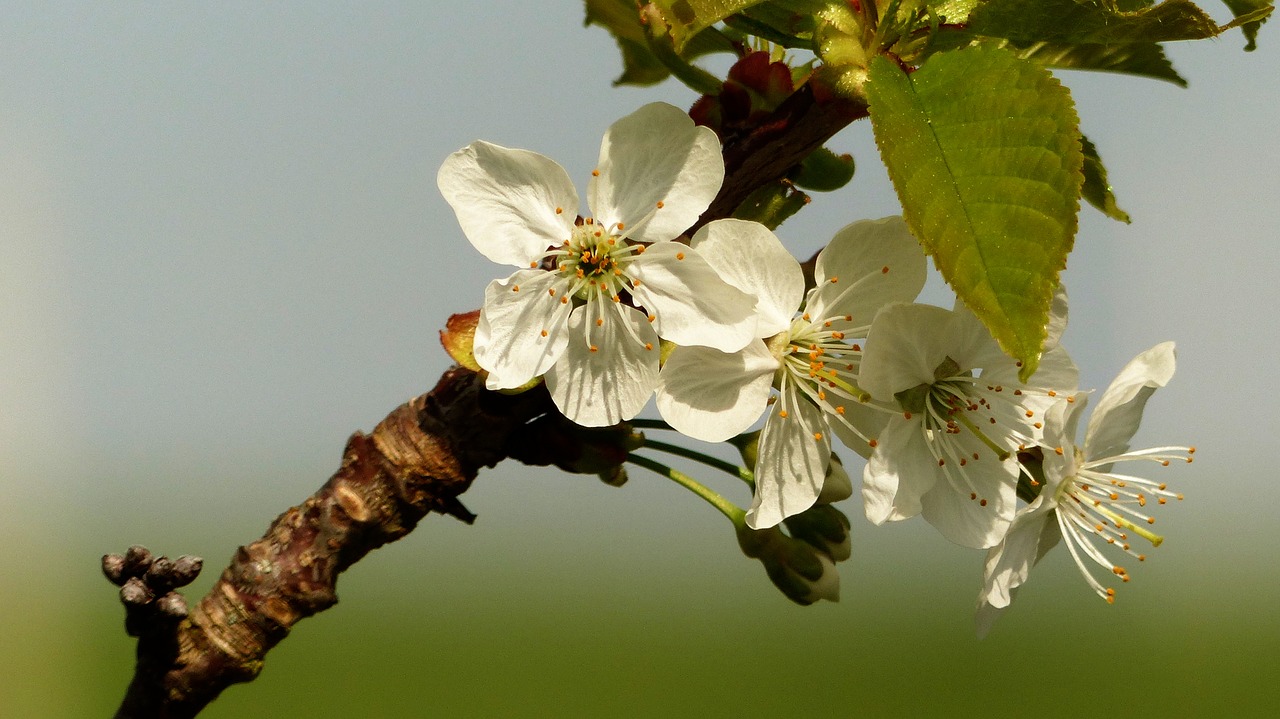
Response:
[867,45,1083,381]
[1080,134,1131,224]
[732,180,811,230]
[790,146,856,192]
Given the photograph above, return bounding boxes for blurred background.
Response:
[2,2,1277,716]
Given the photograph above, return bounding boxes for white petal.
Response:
[978,497,1058,610]
[919,439,1018,549]
[945,302,1012,373]
[1044,282,1070,350]
[655,342,778,442]
[746,384,831,529]
[1058,391,1091,450]
[545,303,660,427]
[437,141,577,266]
[690,219,803,337]
[829,398,891,460]
[627,242,757,352]
[858,303,956,400]
[1084,342,1177,462]
[975,505,1062,638]
[807,216,927,325]
[982,343,1078,392]
[474,270,572,390]
[861,415,935,524]
[588,102,723,243]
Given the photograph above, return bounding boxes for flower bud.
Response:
[439,310,483,372]
[816,453,853,504]
[735,522,840,606]
[783,504,852,563]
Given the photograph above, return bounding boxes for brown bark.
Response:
[106,85,868,718]
[113,369,553,718]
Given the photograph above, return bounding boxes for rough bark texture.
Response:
[114,369,554,718]
[108,83,868,718]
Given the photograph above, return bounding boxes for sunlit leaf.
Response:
[652,0,770,50]
[867,46,1082,380]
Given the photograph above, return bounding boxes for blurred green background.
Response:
[2,3,1277,716]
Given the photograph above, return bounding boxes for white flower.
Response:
[859,297,1078,549]
[655,216,927,528]
[437,102,758,426]
[975,342,1191,637]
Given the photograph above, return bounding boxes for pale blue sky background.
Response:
[2,3,1277,716]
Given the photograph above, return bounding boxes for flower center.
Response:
[890,356,1069,507]
[781,314,865,399]
[1051,443,1191,602]
[547,219,643,302]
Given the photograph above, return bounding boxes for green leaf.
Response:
[1080,135,1131,223]
[585,0,664,84]
[928,32,1187,86]
[1015,40,1187,86]
[1221,0,1274,50]
[927,0,982,23]
[968,0,1241,45]
[867,46,1083,380]
[584,0,735,86]
[734,0,828,48]
[652,0,771,50]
